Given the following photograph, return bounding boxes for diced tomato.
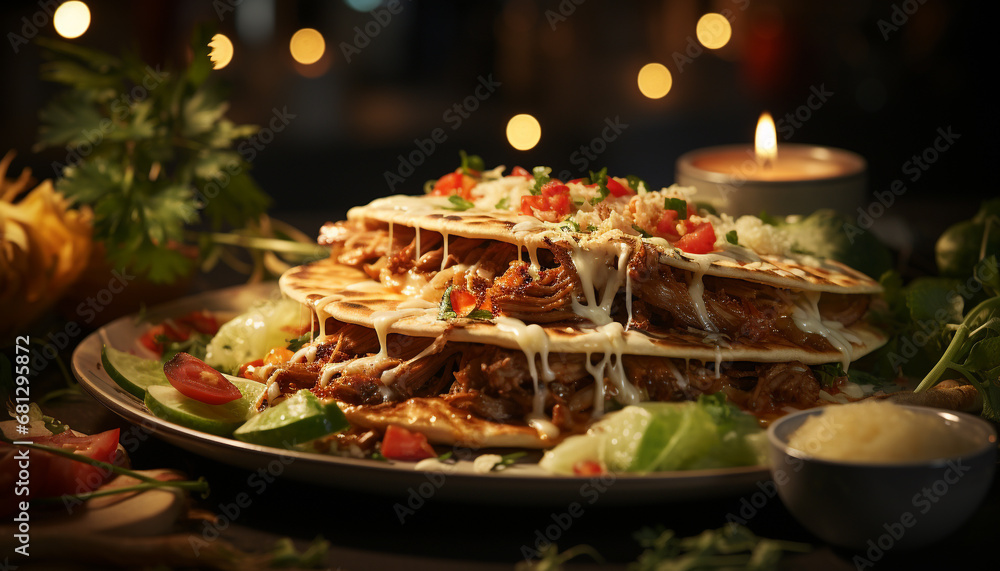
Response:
[655,209,680,239]
[572,460,605,476]
[674,222,717,254]
[606,177,634,197]
[449,287,479,317]
[431,171,477,199]
[264,347,295,366]
[163,352,242,405]
[520,182,572,221]
[381,425,436,461]
[238,359,264,380]
[510,166,533,178]
[568,178,585,184]
[175,310,219,335]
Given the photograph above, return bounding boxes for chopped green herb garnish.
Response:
[632,224,652,238]
[530,166,552,195]
[586,224,599,232]
[725,230,739,245]
[465,308,495,320]
[494,197,510,210]
[492,451,527,471]
[665,198,688,220]
[459,150,485,174]
[560,218,581,233]
[437,285,458,320]
[286,332,313,352]
[586,167,610,205]
[443,195,475,211]
[423,179,437,194]
[626,174,648,193]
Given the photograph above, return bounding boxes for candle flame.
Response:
[755,112,778,166]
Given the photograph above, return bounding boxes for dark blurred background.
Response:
[1,0,995,263]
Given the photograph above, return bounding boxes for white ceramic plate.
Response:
[72,283,769,505]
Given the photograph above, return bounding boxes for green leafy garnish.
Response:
[286,332,313,353]
[465,308,495,320]
[631,224,652,238]
[664,198,688,220]
[725,230,739,246]
[443,195,475,211]
[586,224,599,232]
[438,284,458,320]
[458,150,484,174]
[35,29,271,283]
[495,197,510,210]
[268,536,329,568]
[586,167,610,205]
[423,179,437,194]
[492,451,527,471]
[530,166,552,195]
[560,218,581,233]
[626,174,648,193]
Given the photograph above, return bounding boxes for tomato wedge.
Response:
[674,222,717,254]
[431,171,477,199]
[381,425,436,461]
[510,166,533,178]
[1,429,121,500]
[163,352,241,405]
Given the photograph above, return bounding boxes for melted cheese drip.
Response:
[371,309,424,361]
[388,221,394,254]
[495,316,558,438]
[791,291,862,369]
[415,227,421,260]
[312,294,342,339]
[568,241,630,326]
[687,265,717,332]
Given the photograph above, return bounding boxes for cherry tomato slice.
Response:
[163,352,242,405]
[381,425,436,461]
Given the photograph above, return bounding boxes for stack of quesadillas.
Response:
[268,162,885,449]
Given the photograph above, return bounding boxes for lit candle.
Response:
[675,112,867,216]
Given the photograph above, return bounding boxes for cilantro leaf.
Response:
[586,168,610,205]
[286,332,313,352]
[494,197,510,210]
[726,230,739,245]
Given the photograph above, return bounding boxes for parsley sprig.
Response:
[34,28,271,283]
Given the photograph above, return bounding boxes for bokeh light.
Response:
[208,34,234,70]
[637,63,672,100]
[345,0,383,12]
[290,28,325,65]
[506,114,542,151]
[53,1,91,39]
[696,13,732,50]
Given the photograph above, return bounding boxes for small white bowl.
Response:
[767,405,997,551]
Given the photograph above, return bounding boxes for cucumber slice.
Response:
[102,345,168,399]
[233,390,348,448]
[144,378,266,437]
